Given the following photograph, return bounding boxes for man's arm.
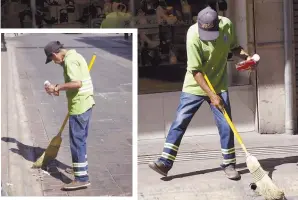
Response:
[56,81,82,91]
[45,61,82,95]
[231,46,251,60]
[45,81,82,95]
[192,70,224,110]
[192,70,216,98]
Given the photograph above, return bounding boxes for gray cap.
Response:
[44,41,63,64]
[197,6,219,41]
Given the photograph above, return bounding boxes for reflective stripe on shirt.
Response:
[79,78,93,94]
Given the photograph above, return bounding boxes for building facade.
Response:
[2,0,296,137]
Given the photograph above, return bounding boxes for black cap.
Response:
[44,41,64,64]
[197,6,219,41]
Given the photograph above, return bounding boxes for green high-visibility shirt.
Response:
[63,49,95,115]
[183,16,239,96]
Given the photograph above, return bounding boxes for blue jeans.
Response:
[159,92,235,168]
[69,108,92,182]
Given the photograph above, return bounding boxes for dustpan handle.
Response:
[203,73,249,155]
[57,53,97,136]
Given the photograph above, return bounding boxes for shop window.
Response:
[138,0,199,94]
[1,0,130,28]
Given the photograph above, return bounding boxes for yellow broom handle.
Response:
[203,73,249,154]
[58,53,97,135]
[88,54,97,71]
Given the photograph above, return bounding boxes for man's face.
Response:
[51,52,63,64]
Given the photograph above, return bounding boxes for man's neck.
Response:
[60,49,68,60]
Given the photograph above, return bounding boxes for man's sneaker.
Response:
[223,165,241,180]
[148,160,171,176]
[62,180,90,190]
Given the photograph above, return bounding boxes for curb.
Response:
[3,44,43,196]
[1,183,8,196]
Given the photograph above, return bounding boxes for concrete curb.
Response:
[4,43,44,196]
[1,183,8,196]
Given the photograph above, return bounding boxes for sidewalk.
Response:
[138,132,298,200]
[1,34,133,196]
[1,42,43,196]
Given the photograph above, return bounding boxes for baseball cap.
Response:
[197,6,219,41]
[44,41,64,64]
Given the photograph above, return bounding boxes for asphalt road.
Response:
[1,33,133,196]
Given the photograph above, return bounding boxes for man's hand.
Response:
[45,84,59,96]
[193,71,224,111]
[210,94,224,111]
[232,46,259,71]
[45,84,55,95]
[246,56,258,71]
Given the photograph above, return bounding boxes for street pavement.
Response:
[138,132,298,200]
[1,33,133,196]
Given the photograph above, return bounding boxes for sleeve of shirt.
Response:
[65,60,81,82]
[186,35,203,72]
[230,22,239,50]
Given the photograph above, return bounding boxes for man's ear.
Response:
[52,52,60,59]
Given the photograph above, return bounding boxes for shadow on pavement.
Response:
[237,156,298,180]
[161,155,298,181]
[61,186,88,192]
[74,36,132,61]
[1,137,72,184]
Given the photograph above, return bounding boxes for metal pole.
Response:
[224,0,233,86]
[130,0,135,16]
[30,0,37,28]
[283,0,296,134]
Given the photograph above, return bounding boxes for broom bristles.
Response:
[32,144,60,168]
[256,174,285,200]
[246,155,285,200]
[32,152,45,168]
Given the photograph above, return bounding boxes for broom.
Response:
[32,53,97,168]
[203,73,285,200]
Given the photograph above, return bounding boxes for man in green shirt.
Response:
[44,41,95,190]
[149,6,256,180]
